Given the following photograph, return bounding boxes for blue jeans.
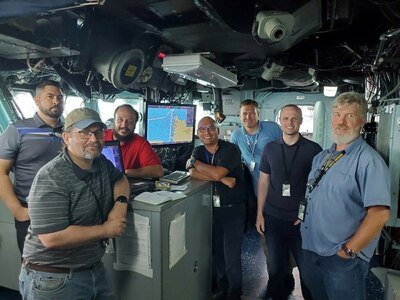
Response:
[213,204,245,298]
[264,215,311,300]
[19,262,114,300]
[301,249,370,300]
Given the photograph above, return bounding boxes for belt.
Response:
[22,259,94,274]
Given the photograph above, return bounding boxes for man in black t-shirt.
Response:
[256,105,322,300]
[187,116,245,300]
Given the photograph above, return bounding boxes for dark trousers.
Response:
[264,214,312,300]
[301,249,369,300]
[213,204,245,299]
[15,218,30,255]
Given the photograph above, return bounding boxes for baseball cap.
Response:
[64,108,106,130]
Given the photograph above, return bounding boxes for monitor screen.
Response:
[101,141,125,173]
[145,103,196,146]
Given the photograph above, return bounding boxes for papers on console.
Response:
[114,213,153,277]
[134,191,187,205]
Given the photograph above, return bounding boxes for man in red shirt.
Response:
[105,104,163,179]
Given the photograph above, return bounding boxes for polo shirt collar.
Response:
[241,121,262,135]
[33,112,63,130]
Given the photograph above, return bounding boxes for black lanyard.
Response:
[204,146,219,193]
[307,150,345,193]
[281,142,299,183]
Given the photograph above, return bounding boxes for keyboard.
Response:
[159,171,190,184]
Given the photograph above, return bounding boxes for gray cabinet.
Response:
[103,180,212,300]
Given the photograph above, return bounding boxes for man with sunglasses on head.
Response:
[105,104,163,179]
[0,80,64,254]
[20,108,129,300]
[186,116,246,300]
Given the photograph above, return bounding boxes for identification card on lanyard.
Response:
[282,183,291,196]
[249,160,256,172]
[213,194,221,207]
[298,198,307,222]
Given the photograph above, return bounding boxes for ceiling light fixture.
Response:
[162,53,238,89]
[323,85,338,97]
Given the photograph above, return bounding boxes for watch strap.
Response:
[190,158,197,167]
[115,195,128,204]
[342,244,358,258]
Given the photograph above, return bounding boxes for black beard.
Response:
[43,107,63,119]
[113,130,135,142]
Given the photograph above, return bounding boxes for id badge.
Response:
[213,194,221,207]
[249,161,256,172]
[282,183,291,197]
[298,198,307,222]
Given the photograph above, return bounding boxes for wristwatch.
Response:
[115,195,128,204]
[190,158,197,167]
[342,244,358,259]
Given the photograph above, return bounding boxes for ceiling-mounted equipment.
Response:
[323,85,338,97]
[255,11,295,43]
[162,53,237,89]
[92,47,145,89]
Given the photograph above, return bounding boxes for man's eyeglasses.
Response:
[198,125,217,133]
[71,129,105,140]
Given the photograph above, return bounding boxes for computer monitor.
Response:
[101,141,125,173]
[145,103,196,146]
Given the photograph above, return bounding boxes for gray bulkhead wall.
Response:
[255,91,334,149]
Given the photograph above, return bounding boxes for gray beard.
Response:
[332,132,359,146]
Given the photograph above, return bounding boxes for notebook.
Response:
[134,191,186,205]
[101,141,125,173]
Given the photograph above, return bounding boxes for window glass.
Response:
[192,99,213,131]
[97,98,143,133]
[13,91,36,118]
[63,96,84,116]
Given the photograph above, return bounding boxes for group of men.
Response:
[0,80,164,299]
[188,93,390,300]
[0,79,391,300]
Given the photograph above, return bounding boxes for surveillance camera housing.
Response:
[255,11,295,43]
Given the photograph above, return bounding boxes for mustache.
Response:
[85,142,101,148]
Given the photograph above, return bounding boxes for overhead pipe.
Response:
[213,88,226,123]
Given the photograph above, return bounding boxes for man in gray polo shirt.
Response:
[20,108,129,300]
[0,80,64,254]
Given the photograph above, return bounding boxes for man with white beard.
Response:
[300,92,390,300]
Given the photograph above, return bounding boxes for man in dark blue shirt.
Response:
[256,105,321,300]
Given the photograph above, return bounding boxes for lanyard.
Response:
[281,142,299,182]
[205,150,217,165]
[244,131,260,159]
[204,146,219,193]
[307,150,345,193]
